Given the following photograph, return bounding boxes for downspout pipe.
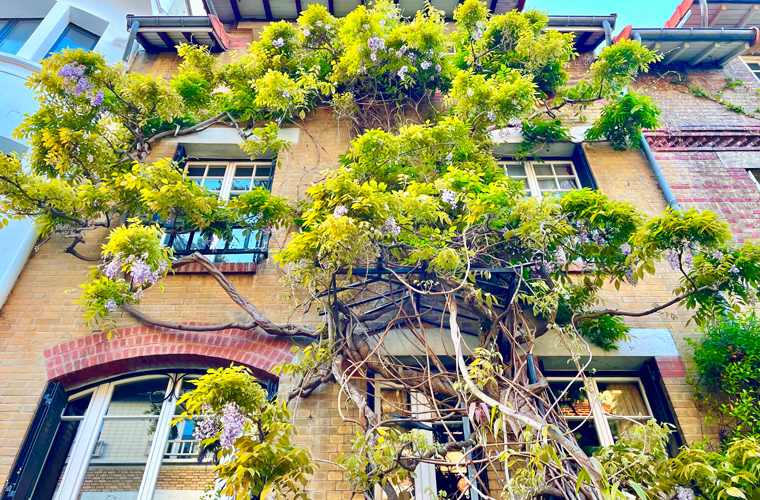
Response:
[640,135,681,210]
[603,19,613,46]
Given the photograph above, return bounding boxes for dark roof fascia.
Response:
[632,27,758,44]
[126,14,214,29]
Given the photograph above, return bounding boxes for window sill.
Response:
[173,261,258,274]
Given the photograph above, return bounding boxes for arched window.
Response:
[31,373,218,500]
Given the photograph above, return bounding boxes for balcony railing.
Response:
[162,226,269,263]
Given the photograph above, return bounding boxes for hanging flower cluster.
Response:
[57,62,104,106]
[220,402,246,448]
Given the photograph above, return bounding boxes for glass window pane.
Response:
[234,166,254,177]
[748,62,760,70]
[206,166,227,177]
[186,166,206,177]
[64,393,92,417]
[597,382,650,417]
[569,420,602,456]
[609,418,651,442]
[107,378,170,416]
[201,179,223,192]
[48,24,99,55]
[0,20,41,55]
[558,178,579,190]
[533,165,554,176]
[431,421,467,497]
[255,166,272,178]
[380,387,411,421]
[231,178,252,191]
[554,163,576,176]
[750,169,760,185]
[549,381,592,417]
[538,179,558,190]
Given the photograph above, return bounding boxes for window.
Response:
[0,19,42,55]
[743,56,760,81]
[748,168,760,189]
[548,376,654,455]
[501,160,583,199]
[47,23,99,56]
[373,385,482,500]
[162,159,275,263]
[31,373,216,500]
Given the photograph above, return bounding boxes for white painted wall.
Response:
[0,0,154,309]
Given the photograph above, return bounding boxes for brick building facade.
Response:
[1,0,760,499]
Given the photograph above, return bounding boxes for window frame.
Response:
[742,56,760,82]
[161,158,276,263]
[372,381,482,500]
[547,375,655,447]
[500,159,585,200]
[0,18,43,55]
[48,373,210,500]
[747,167,760,191]
[46,22,99,57]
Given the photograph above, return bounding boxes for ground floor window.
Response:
[548,376,655,455]
[33,373,216,500]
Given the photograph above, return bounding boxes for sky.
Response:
[526,0,677,34]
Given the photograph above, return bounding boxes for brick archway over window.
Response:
[43,325,297,387]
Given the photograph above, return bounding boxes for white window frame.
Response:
[53,374,210,500]
[547,376,654,447]
[500,160,583,200]
[184,160,273,201]
[372,383,472,500]
[746,167,760,191]
[741,55,760,82]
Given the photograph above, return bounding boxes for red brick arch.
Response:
[43,325,297,387]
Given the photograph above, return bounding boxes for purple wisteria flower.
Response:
[666,252,680,271]
[397,65,408,79]
[58,62,86,81]
[682,247,694,267]
[132,288,144,301]
[219,402,245,448]
[130,258,152,286]
[104,257,121,279]
[621,242,631,256]
[74,76,94,96]
[90,90,104,107]
[466,88,474,97]
[334,205,348,217]
[577,229,589,243]
[730,265,741,274]
[712,249,724,260]
[104,298,118,312]
[194,414,220,440]
[261,226,272,235]
[440,189,457,207]
[625,268,638,287]
[272,37,284,48]
[382,217,401,236]
[316,20,323,27]
[592,232,605,246]
[677,487,695,500]
[544,261,555,273]
[302,28,310,37]
[487,111,496,122]
[420,61,431,70]
[555,247,567,267]
[444,152,453,164]
[435,63,441,73]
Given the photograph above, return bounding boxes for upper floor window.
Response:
[162,159,275,263]
[0,19,42,55]
[47,23,99,56]
[501,160,584,199]
[743,56,760,81]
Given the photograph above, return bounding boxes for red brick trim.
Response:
[645,128,760,152]
[173,262,258,274]
[43,325,296,387]
[655,355,687,378]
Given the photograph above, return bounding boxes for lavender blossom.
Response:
[577,229,589,243]
[555,247,567,267]
[104,298,118,312]
[444,152,453,164]
[397,65,408,79]
[333,205,348,217]
[302,28,310,37]
[73,76,94,96]
[194,415,220,440]
[316,20,323,27]
[730,265,741,274]
[592,232,605,246]
[435,63,441,73]
[219,402,245,448]
[90,90,104,107]
[544,261,555,273]
[682,247,694,267]
[440,189,457,207]
[467,88,474,97]
[130,258,152,286]
[487,111,496,122]
[621,243,631,256]
[712,249,724,260]
[261,226,272,235]
[272,37,284,48]
[666,252,680,271]
[58,62,86,81]
[420,61,431,70]
[624,268,637,287]
[382,217,401,236]
[677,487,695,500]
[379,20,386,27]
[282,90,290,98]
[104,258,121,279]
[132,288,144,301]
